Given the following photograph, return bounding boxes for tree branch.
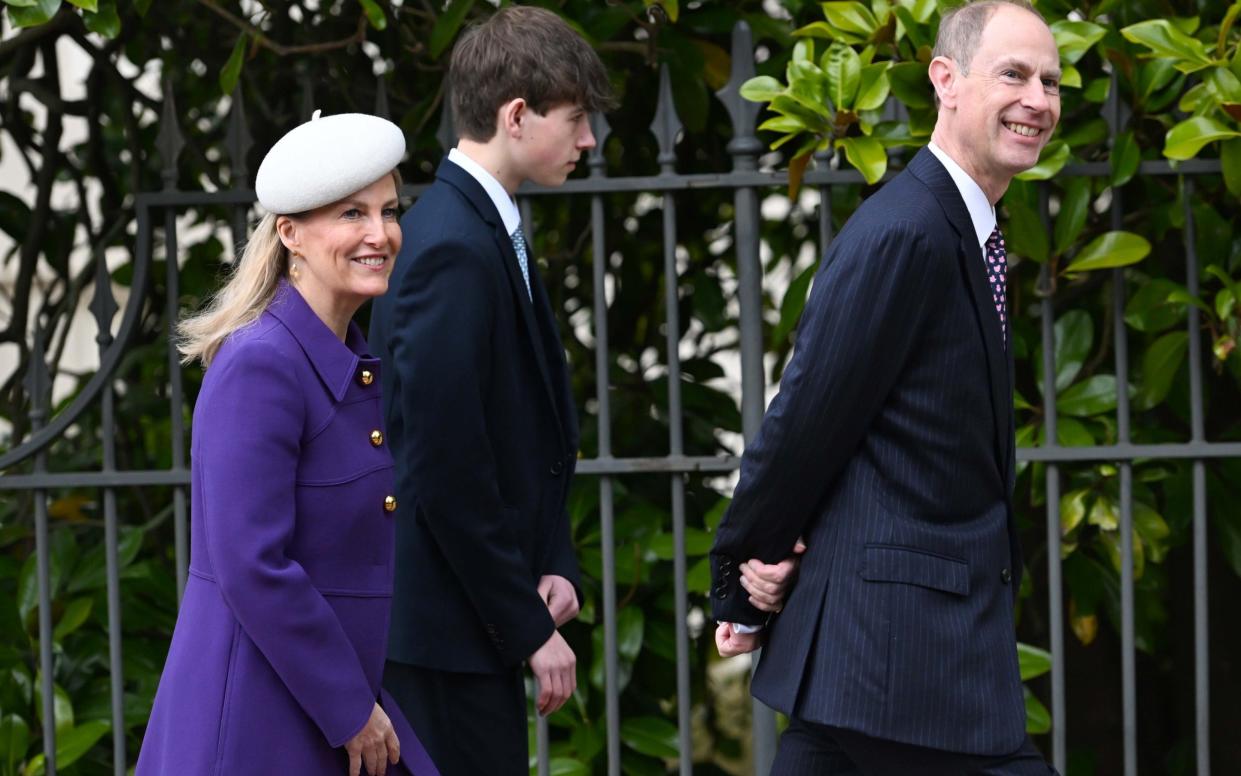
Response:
[193,0,368,56]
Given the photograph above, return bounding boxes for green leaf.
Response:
[134,0,151,15]
[1053,178,1090,258]
[357,0,387,30]
[1133,502,1170,563]
[34,678,74,736]
[17,554,37,626]
[838,135,886,184]
[1088,495,1119,530]
[6,0,61,27]
[83,0,119,37]
[772,261,816,347]
[65,0,96,10]
[52,720,110,769]
[1052,309,1093,392]
[1003,198,1048,264]
[1220,137,1241,196]
[1057,375,1119,417]
[1125,278,1189,333]
[1164,116,1241,160]
[1025,687,1051,734]
[1121,20,1215,73]
[547,758,590,776]
[794,21,837,40]
[1206,66,1241,104]
[1083,77,1110,103]
[617,606,644,661]
[787,60,833,117]
[886,61,932,108]
[1063,231,1152,274]
[1015,140,1070,181]
[1137,331,1188,409]
[3,0,41,8]
[1017,642,1052,680]
[219,35,247,96]
[855,63,890,111]
[1136,58,1180,107]
[620,716,679,759]
[1051,20,1107,65]
[1060,65,1082,89]
[1060,488,1089,537]
[740,75,785,103]
[0,714,30,774]
[648,528,714,559]
[1110,130,1141,187]
[429,0,473,60]
[1057,417,1096,447]
[52,597,93,642]
[820,1,879,38]
[823,42,862,109]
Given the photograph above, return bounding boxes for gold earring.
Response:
[289,253,301,279]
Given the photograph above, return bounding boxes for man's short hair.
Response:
[448,6,616,142]
[932,0,1046,74]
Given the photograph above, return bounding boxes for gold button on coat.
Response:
[359,369,374,386]
[370,430,384,447]
[384,496,397,513]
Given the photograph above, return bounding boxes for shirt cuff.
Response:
[730,622,764,634]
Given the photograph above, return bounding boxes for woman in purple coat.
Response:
[137,113,438,776]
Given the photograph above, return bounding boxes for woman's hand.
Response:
[345,703,400,776]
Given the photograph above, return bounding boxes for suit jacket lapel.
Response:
[435,159,567,442]
[907,148,1012,483]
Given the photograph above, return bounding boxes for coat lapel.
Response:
[907,148,1012,483]
[436,159,567,442]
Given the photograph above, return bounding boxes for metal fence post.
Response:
[718,20,779,775]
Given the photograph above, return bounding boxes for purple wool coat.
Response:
[137,282,438,775]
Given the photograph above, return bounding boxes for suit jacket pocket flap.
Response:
[860,544,970,596]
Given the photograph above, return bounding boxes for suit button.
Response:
[1000,567,1011,584]
[715,587,728,599]
[549,459,563,476]
[384,496,397,513]
[370,429,384,447]
[359,369,374,386]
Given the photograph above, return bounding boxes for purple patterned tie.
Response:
[985,226,1008,347]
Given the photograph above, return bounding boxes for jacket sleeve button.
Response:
[1000,567,1011,584]
[370,429,384,447]
[359,369,374,386]
[549,459,564,476]
[384,496,398,513]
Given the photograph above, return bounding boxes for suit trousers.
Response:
[772,718,1058,776]
[384,660,527,776]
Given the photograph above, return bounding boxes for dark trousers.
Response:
[383,660,527,776]
[772,718,1059,776]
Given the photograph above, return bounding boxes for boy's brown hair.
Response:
[448,5,615,142]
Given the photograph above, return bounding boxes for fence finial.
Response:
[651,65,682,172]
[717,20,763,165]
[156,78,184,191]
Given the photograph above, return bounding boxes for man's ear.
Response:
[499,98,527,139]
[928,56,958,109]
[275,215,299,254]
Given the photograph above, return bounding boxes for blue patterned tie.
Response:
[511,226,532,301]
[985,226,1008,347]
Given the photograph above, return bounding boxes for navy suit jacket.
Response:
[710,148,1026,756]
[369,158,580,674]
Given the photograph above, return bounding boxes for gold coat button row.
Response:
[384,495,397,513]
[370,429,384,447]
[359,369,374,386]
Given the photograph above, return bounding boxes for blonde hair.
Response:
[177,212,288,367]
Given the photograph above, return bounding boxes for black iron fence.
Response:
[1,20,1233,776]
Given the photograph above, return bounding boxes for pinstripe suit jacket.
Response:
[710,147,1026,756]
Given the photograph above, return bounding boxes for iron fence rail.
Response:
[1,19,1232,776]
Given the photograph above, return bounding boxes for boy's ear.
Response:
[499,98,528,138]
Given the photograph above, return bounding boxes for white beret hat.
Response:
[255,110,405,214]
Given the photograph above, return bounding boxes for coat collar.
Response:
[266,279,376,402]
[907,147,1014,483]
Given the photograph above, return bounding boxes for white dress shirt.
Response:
[926,141,996,250]
[447,147,522,237]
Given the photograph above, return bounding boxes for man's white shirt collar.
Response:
[447,147,522,236]
[927,141,995,250]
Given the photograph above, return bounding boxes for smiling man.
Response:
[708,1,1061,773]
[367,6,613,775]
